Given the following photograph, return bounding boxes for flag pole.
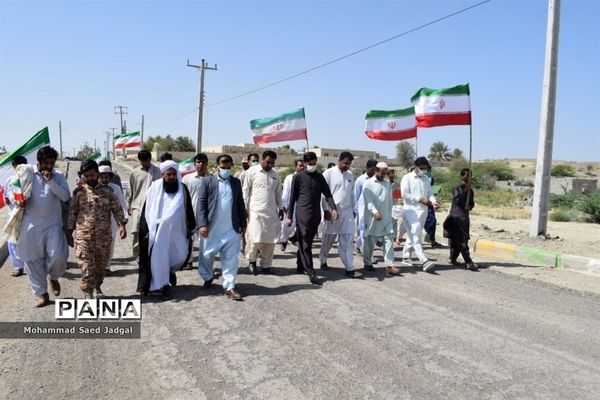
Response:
[415,136,418,157]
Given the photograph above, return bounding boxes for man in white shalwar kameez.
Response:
[16,146,71,307]
[137,160,196,297]
[98,165,128,275]
[182,153,209,268]
[400,157,439,273]
[279,159,304,251]
[243,150,283,275]
[319,152,361,277]
[362,162,400,276]
[353,159,378,253]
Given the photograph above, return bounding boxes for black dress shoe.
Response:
[248,262,257,275]
[280,242,287,252]
[320,263,329,270]
[309,276,323,286]
[169,272,177,286]
[363,264,375,272]
[345,270,363,279]
[203,278,214,289]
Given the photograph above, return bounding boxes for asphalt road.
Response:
[1,161,599,400]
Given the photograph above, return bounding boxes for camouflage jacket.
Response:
[67,184,126,237]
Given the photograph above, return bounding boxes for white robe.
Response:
[144,179,189,290]
[243,165,282,244]
[321,166,355,235]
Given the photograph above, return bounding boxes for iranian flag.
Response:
[250,108,308,145]
[411,84,471,127]
[178,156,196,177]
[365,107,417,141]
[114,131,142,150]
[87,152,103,162]
[0,127,50,201]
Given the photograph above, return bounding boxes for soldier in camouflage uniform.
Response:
[67,160,127,298]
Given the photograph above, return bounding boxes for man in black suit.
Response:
[197,154,247,300]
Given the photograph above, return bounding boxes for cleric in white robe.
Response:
[136,160,196,296]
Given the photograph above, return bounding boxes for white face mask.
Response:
[305,164,317,173]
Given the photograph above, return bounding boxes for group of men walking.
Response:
[3,145,477,307]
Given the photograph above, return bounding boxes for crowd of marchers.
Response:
[3,145,477,306]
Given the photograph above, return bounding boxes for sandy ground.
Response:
[1,161,600,399]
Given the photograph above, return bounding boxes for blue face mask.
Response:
[218,168,231,179]
[251,161,259,167]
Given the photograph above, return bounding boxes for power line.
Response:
[207,0,492,107]
[149,0,492,128]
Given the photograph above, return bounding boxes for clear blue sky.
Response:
[1,0,598,161]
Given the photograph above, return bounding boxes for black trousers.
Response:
[448,216,472,264]
[295,220,318,277]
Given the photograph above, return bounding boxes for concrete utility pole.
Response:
[140,114,145,145]
[187,59,218,153]
[58,121,63,159]
[104,131,112,159]
[114,105,128,135]
[110,128,117,160]
[530,0,561,237]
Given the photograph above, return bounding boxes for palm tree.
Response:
[451,148,465,160]
[428,141,452,162]
[396,141,415,171]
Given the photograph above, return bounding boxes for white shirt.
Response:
[321,166,355,235]
[400,171,437,212]
[243,165,283,243]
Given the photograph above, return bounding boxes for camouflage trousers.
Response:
[76,233,112,292]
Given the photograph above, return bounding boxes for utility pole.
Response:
[114,105,128,135]
[187,59,218,153]
[530,0,561,237]
[110,128,117,160]
[58,121,63,159]
[140,114,145,145]
[94,139,97,152]
[104,131,111,159]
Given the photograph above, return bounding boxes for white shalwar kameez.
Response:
[400,171,437,264]
[362,177,395,267]
[320,166,355,271]
[144,180,189,291]
[279,172,296,243]
[17,168,70,296]
[353,173,369,251]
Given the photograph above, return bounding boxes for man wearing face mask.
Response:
[362,162,400,276]
[287,152,337,285]
[320,151,361,278]
[137,160,196,297]
[67,160,127,298]
[16,146,71,307]
[198,154,247,300]
[400,157,440,273]
[238,152,259,188]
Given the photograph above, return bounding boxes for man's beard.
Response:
[163,180,179,194]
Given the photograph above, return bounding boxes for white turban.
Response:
[160,160,178,174]
[376,162,388,169]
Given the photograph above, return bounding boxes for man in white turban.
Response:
[136,160,196,297]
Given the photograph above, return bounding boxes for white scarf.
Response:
[144,178,185,255]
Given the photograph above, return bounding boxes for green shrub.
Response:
[551,164,575,177]
[474,160,516,181]
[476,189,531,207]
[549,208,577,222]
[579,193,600,223]
[549,193,582,209]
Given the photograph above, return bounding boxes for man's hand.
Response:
[41,170,53,181]
[419,197,431,206]
[119,224,127,239]
[287,218,293,227]
[323,210,332,221]
[66,230,74,248]
[199,226,209,238]
[374,211,382,221]
[432,201,440,209]
[331,209,339,221]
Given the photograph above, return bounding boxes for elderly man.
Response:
[353,159,378,253]
[400,157,439,272]
[182,153,209,269]
[17,146,71,307]
[198,154,247,300]
[319,152,360,278]
[279,159,304,251]
[287,152,337,285]
[243,150,283,275]
[137,160,196,297]
[362,162,400,276]
[128,150,161,257]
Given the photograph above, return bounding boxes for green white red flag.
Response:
[114,131,142,150]
[178,156,196,177]
[365,107,417,141]
[250,108,308,145]
[411,84,471,127]
[0,127,50,203]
